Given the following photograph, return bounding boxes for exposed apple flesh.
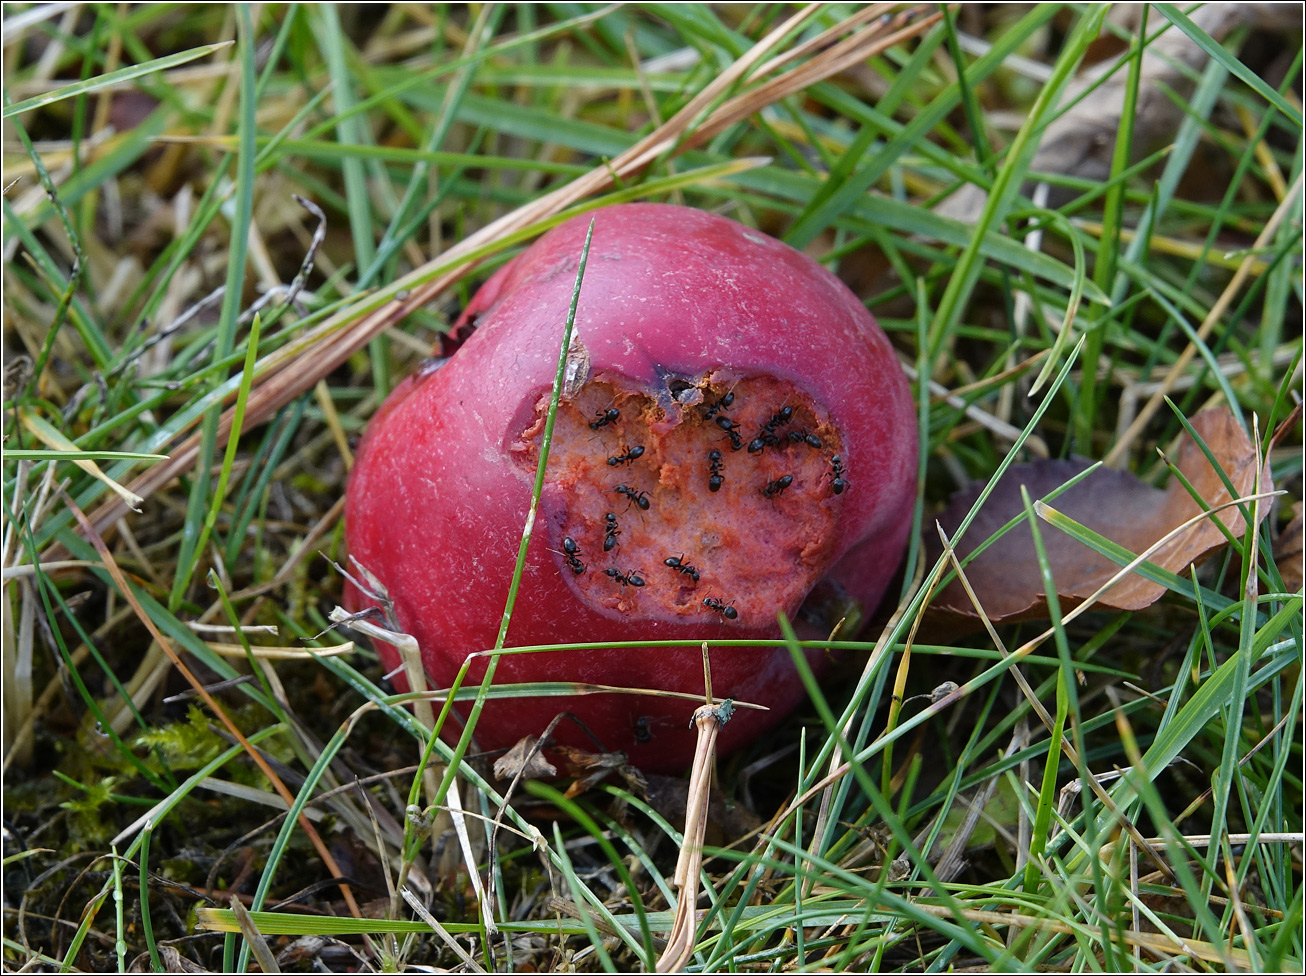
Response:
[515,372,844,625]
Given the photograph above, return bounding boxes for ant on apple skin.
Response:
[633,715,653,743]
[560,536,586,575]
[605,567,645,588]
[589,407,620,430]
[603,512,620,552]
[615,484,650,511]
[830,455,849,495]
[607,445,645,466]
[663,554,700,582]
[789,429,822,448]
[707,449,724,492]
[761,474,793,499]
[703,596,738,620]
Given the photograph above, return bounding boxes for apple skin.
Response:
[345,203,916,772]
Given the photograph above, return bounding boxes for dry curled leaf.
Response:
[553,744,645,798]
[927,409,1270,630]
[492,735,557,782]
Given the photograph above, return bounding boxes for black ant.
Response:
[603,512,620,552]
[749,406,795,453]
[605,567,645,588]
[663,553,700,583]
[761,474,793,499]
[767,405,794,429]
[707,449,724,492]
[614,484,650,511]
[702,391,735,421]
[560,536,586,575]
[703,596,738,620]
[715,416,743,451]
[633,716,653,743]
[589,407,620,430]
[607,445,645,467]
[789,429,823,448]
[831,455,848,495]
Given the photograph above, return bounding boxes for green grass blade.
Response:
[1154,3,1302,129]
[2,41,233,118]
[168,10,258,608]
[927,5,1110,367]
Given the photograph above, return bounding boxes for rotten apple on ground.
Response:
[345,203,917,772]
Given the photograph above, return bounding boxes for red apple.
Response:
[344,203,916,772]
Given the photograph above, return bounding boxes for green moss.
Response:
[132,705,225,770]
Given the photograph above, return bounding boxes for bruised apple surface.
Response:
[345,203,917,772]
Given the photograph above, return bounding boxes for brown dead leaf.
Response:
[553,744,646,798]
[926,409,1271,631]
[1274,502,1303,593]
[492,735,557,782]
